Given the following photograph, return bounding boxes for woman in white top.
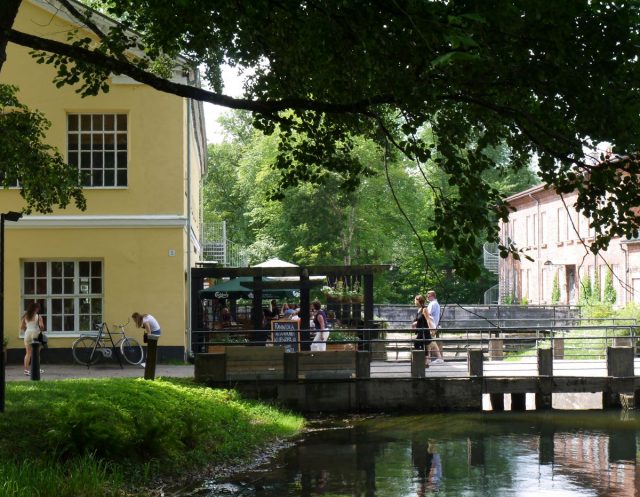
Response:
[132,312,161,339]
[21,301,44,375]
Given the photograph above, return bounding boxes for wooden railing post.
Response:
[536,348,553,410]
[411,350,425,378]
[603,346,634,408]
[356,351,371,378]
[467,349,484,377]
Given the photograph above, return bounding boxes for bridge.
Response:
[194,321,640,412]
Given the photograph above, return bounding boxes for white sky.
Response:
[203,65,245,143]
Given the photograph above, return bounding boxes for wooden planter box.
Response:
[326,343,356,352]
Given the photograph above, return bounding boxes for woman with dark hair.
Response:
[21,301,44,375]
[310,300,329,351]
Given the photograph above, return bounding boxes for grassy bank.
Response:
[0,378,303,496]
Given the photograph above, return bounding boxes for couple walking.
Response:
[413,291,444,367]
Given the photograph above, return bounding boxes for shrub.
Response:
[551,273,561,304]
[603,270,616,305]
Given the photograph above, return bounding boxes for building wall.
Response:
[500,186,640,305]
[0,0,205,356]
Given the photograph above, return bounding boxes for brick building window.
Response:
[68,113,128,187]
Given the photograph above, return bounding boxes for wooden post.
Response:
[467,349,484,377]
[284,352,298,380]
[489,338,503,361]
[603,346,634,408]
[552,336,564,360]
[536,348,553,410]
[144,335,159,380]
[356,351,371,378]
[411,350,425,378]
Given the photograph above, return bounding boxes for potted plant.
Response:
[208,331,248,353]
[327,330,356,351]
[348,281,363,304]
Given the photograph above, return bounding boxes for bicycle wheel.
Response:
[120,337,144,365]
[72,337,100,366]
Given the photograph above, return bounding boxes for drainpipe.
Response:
[528,193,542,304]
[621,242,629,305]
[185,85,193,359]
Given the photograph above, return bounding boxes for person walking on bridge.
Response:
[427,291,444,364]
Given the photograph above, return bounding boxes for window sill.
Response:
[566,240,574,245]
[540,243,547,249]
[556,241,564,247]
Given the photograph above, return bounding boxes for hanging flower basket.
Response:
[351,294,364,304]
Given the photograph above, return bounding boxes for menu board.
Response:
[271,319,300,353]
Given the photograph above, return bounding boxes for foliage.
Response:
[603,269,616,305]
[579,273,592,305]
[592,269,601,303]
[0,378,303,495]
[551,273,561,304]
[0,84,85,214]
[4,1,640,276]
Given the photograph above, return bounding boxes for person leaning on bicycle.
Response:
[131,312,161,342]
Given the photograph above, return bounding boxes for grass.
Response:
[0,377,303,496]
[505,328,632,361]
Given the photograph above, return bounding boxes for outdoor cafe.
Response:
[190,260,389,354]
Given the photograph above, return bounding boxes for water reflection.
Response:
[188,411,639,496]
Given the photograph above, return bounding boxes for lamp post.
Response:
[0,211,22,413]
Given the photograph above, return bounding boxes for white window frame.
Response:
[21,260,103,336]
[67,113,128,188]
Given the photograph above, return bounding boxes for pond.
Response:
[176,410,638,496]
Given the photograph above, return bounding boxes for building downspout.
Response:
[621,243,629,305]
[186,94,193,359]
[528,193,542,303]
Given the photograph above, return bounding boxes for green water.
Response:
[192,411,638,496]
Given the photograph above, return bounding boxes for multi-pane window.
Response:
[68,114,128,187]
[22,261,103,334]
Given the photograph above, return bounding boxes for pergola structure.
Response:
[191,264,390,352]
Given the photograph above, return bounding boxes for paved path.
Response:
[5,363,194,381]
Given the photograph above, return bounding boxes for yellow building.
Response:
[1,0,206,362]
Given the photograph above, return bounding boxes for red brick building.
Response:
[499,184,640,305]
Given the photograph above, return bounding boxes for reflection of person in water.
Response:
[412,438,441,496]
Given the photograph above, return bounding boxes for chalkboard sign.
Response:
[271,319,300,352]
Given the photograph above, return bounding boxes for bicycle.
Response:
[72,320,144,366]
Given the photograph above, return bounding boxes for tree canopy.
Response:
[2,0,640,274]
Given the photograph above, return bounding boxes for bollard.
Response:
[144,335,159,380]
[30,342,41,381]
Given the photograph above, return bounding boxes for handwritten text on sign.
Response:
[271,320,300,352]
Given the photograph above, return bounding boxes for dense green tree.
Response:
[579,273,593,305]
[603,270,616,305]
[0,84,85,213]
[551,273,561,305]
[3,0,640,276]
